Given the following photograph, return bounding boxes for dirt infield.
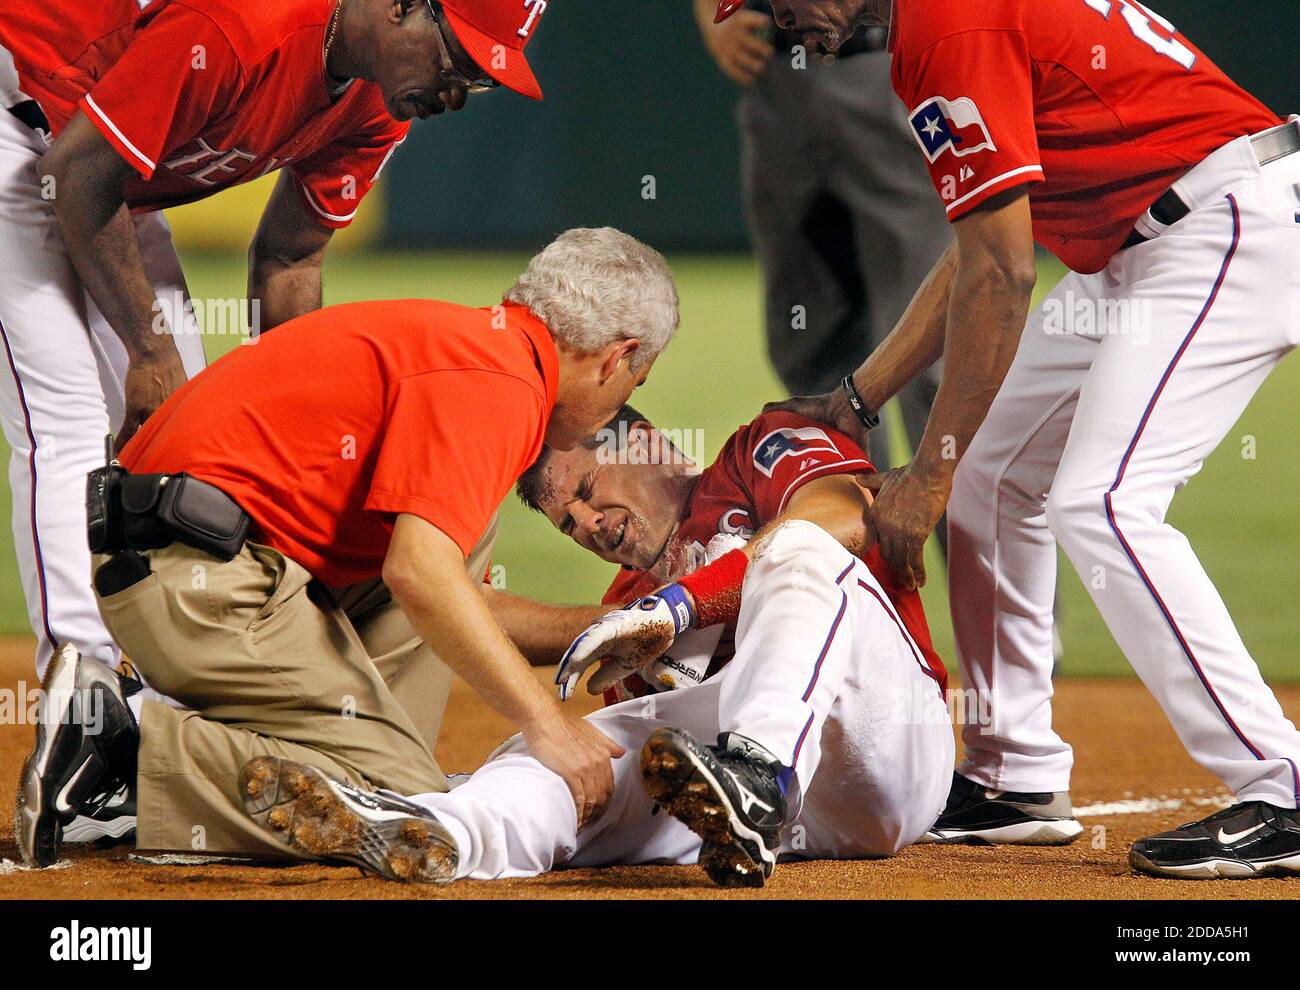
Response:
[0,638,1296,900]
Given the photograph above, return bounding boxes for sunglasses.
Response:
[425,0,500,94]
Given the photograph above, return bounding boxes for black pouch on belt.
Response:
[118,473,177,550]
[155,474,250,560]
[86,463,126,554]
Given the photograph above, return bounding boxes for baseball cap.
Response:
[440,0,550,100]
[714,0,746,22]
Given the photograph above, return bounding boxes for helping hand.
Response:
[116,349,187,454]
[866,463,951,591]
[522,710,625,829]
[762,387,873,454]
[703,9,775,86]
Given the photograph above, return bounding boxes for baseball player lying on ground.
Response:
[235,405,954,887]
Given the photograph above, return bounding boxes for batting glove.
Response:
[556,584,696,700]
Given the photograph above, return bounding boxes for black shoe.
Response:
[919,771,1083,846]
[63,783,138,847]
[1130,801,1300,879]
[15,644,140,867]
[641,727,787,888]
[239,757,459,883]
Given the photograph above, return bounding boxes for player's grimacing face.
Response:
[539,438,683,572]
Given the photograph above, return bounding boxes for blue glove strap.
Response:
[654,583,696,635]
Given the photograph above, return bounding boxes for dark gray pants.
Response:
[738,51,952,477]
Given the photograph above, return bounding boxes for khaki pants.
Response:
[94,518,496,857]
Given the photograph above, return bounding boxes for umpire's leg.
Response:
[95,541,448,857]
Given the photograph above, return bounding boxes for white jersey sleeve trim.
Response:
[944,164,1043,214]
[776,458,873,514]
[298,179,358,224]
[82,93,156,173]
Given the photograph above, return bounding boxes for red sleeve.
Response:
[289,112,409,229]
[736,412,874,521]
[78,5,243,179]
[896,30,1044,221]
[365,370,544,556]
[602,568,644,606]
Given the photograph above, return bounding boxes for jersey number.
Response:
[1083,0,1196,69]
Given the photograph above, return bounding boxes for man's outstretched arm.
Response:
[867,187,1037,589]
[247,171,333,333]
[40,113,187,452]
[383,514,624,825]
[482,587,610,666]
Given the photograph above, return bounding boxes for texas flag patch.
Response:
[753,427,839,478]
[909,96,997,163]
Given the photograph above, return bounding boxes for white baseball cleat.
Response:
[239,756,458,883]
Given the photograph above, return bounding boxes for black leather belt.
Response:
[1123,122,1300,249]
[6,99,49,136]
[1122,186,1191,249]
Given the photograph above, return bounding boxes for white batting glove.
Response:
[556,585,696,700]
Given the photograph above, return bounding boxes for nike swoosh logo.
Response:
[55,758,96,815]
[1218,821,1268,844]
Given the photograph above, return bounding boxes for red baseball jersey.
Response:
[890,0,1280,273]
[601,411,948,703]
[0,0,406,227]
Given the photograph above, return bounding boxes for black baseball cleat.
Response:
[641,727,787,888]
[1129,801,1300,879]
[15,644,140,867]
[918,771,1083,845]
[239,757,459,883]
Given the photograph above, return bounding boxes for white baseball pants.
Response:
[0,101,207,679]
[414,521,954,879]
[948,121,1300,806]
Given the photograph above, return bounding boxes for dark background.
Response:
[384,0,1297,251]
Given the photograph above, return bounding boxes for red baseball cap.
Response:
[441,0,550,100]
[714,0,746,22]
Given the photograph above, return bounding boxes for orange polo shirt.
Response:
[121,300,558,586]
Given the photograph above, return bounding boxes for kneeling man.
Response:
[234,405,954,887]
[17,228,678,871]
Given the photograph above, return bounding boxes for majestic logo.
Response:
[753,427,839,478]
[909,96,997,163]
[517,0,547,37]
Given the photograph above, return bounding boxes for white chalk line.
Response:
[128,853,254,866]
[0,858,71,875]
[1074,794,1234,817]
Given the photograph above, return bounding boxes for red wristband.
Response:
[678,548,749,628]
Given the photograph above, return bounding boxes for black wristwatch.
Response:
[840,375,880,431]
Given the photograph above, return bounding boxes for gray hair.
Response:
[504,228,679,369]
